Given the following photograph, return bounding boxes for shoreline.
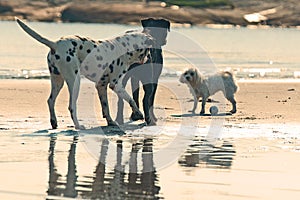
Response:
[0,79,299,129]
[1,0,300,28]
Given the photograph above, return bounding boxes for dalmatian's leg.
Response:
[110,79,144,122]
[48,73,64,129]
[96,83,118,126]
[65,71,85,129]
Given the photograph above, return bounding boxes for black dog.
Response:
[116,18,170,125]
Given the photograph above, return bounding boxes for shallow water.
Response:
[1,21,300,79]
[1,123,300,199]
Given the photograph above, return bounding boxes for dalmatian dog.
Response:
[16,18,153,129]
[116,18,170,125]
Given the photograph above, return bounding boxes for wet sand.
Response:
[0,79,300,199]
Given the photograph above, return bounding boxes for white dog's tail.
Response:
[16,18,57,51]
[223,71,239,93]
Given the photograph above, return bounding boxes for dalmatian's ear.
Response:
[144,34,155,47]
[142,28,150,35]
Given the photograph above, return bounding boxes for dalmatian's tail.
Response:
[15,17,57,51]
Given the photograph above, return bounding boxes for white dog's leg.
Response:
[227,95,237,114]
[65,72,85,129]
[48,73,64,129]
[189,87,198,114]
[111,81,144,121]
[96,83,118,126]
[200,96,208,115]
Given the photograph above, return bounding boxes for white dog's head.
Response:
[179,68,202,86]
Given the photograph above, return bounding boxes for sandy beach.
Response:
[0,78,300,199]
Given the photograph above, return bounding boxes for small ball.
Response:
[209,106,218,116]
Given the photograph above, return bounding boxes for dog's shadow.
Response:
[171,112,232,118]
[30,122,146,137]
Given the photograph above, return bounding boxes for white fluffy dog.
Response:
[179,68,238,115]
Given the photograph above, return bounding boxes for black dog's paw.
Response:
[130,111,144,121]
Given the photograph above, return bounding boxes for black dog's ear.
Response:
[141,18,154,28]
[141,18,170,31]
[160,19,171,32]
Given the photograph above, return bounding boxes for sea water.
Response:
[1,21,300,80]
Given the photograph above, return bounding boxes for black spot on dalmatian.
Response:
[117,58,120,66]
[79,37,87,42]
[55,54,60,60]
[112,60,115,65]
[66,56,71,62]
[84,66,89,71]
[79,45,83,50]
[110,44,115,51]
[133,44,138,50]
[69,52,74,57]
[122,70,127,74]
[120,62,124,66]
[100,77,106,81]
[90,73,97,78]
[87,49,91,54]
[94,45,97,48]
[97,64,102,68]
[96,56,103,61]
[75,70,78,74]
[109,64,114,73]
[113,79,117,83]
[72,41,77,47]
[122,42,126,47]
[119,74,122,78]
[51,64,60,75]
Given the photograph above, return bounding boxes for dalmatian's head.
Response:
[121,31,154,65]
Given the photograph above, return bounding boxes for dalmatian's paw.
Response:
[50,119,58,129]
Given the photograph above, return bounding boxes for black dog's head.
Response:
[141,18,170,47]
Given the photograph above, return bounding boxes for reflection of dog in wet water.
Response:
[116,18,170,125]
[180,68,238,115]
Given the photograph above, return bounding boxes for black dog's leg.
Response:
[131,77,140,109]
[142,83,155,125]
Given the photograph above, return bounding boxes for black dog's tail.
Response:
[15,17,57,51]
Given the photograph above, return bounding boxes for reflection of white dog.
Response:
[180,68,238,115]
